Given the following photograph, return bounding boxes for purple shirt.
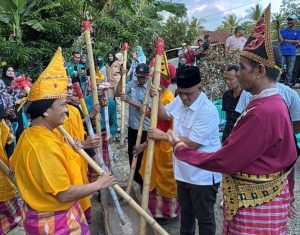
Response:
[175,94,297,175]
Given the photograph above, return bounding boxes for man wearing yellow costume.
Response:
[10,48,116,234]
[53,79,102,224]
[0,113,22,234]
[138,64,180,224]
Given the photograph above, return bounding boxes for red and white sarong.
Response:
[223,183,290,235]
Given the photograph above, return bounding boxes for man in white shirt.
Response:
[235,82,300,133]
[225,26,247,54]
[148,66,221,234]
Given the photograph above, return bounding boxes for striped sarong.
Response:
[223,183,290,235]
[0,198,22,234]
[23,202,90,235]
[149,189,180,219]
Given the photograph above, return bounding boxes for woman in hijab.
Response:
[127,46,147,81]
[105,51,121,97]
[0,65,16,93]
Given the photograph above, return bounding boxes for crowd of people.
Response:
[0,4,299,235]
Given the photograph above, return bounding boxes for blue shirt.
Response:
[84,95,118,137]
[280,28,300,56]
[235,83,300,122]
[126,80,152,130]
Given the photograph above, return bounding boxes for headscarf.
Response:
[97,56,105,68]
[1,65,15,88]
[136,46,146,63]
[107,51,117,67]
[115,53,124,63]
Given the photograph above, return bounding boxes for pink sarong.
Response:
[223,183,290,235]
[149,189,180,219]
[23,201,90,235]
[0,198,22,234]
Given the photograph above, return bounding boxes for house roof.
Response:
[202,30,229,45]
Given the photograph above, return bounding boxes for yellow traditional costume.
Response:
[139,64,180,220]
[9,48,91,235]
[53,103,92,223]
[0,119,22,234]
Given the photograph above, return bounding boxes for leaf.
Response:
[0,0,18,13]
[0,15,11,24]
[24,19,45,31]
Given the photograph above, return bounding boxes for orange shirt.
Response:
[10,126,86,211]
[53,104,90,211]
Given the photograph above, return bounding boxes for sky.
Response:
[166,0,282,30]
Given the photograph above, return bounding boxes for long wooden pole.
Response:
[73,82,127,225]
[0,159,16,186]
[120,43,128,146]
[103,88,115,169]
[125,80,152,194]
[57,126,168,235]
[82,20,103,157]
[139,37,164,235]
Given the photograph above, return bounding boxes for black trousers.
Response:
[177,180,220,235]
[292,55,300,83]
[128,127,147,187]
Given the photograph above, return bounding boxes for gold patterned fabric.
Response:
[240,4,281,72]
[222,169,291,220]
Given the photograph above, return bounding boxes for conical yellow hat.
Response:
[28,47,69,101]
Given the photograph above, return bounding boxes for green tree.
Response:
[161,16,187,49]
[218,14,241,33]
[246,3,264,23]
[0,0,61,42]
[0,0,187,78]
[278,0,300,23]
[186,17,205,44]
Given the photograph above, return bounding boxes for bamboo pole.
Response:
[103,87,115,169]
[82,20,104,160]
[73,83,127,225]
[0,159,16,186]
[125,80,152,194]
[57,126,168,235]
[120,43,128,146]
[139,37,164,235]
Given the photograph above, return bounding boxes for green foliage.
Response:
[216,1,300,38]
[0,0,62,42]
[217,14,241,34]
[0,0,187,78]
[161,15,204,50]
[246,4,264,23]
